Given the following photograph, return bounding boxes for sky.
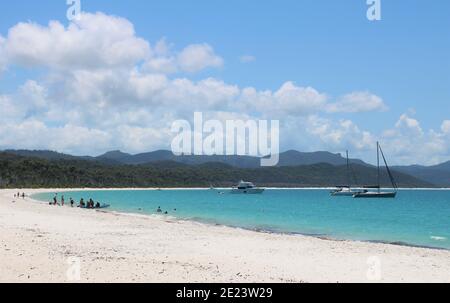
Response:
[0,0,449,165]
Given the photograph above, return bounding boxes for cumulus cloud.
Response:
[142,40,223,74]
[2,14,223,75]
[19,80,49,108]
[441,120,450,134]
[273,82,327,114]
[298,112,450,165]
[305,116,375,151]
[327,91,388,113]
[178,44,223,73]
[177,44,223,73]
[0,120,112,155]
[239,82,328,117]
[0,95,24,122]
[394,114,424,136]
[0,35,6,71]
[5,13,150,70]
[380,114,449,165]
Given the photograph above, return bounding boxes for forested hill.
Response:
[0,152,432,188]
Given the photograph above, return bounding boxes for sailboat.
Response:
[353,142,398,198]
[330,151,361,196]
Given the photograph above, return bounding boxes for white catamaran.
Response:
[330,150,361,196]
[353,142,398,199]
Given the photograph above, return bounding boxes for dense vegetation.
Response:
[0,152,432,188]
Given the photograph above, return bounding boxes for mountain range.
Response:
[3,149,449,187]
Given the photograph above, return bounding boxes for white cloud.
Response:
[379,114,449,165]
[394,114,424,137]
[3,14,224,75]
[19,80,49,108]
[239,55,256,63]
[441,120,450,135]
[0,120,112,155]
[0,35,6,71]
[239,82,328,117]
[4,13,150,70]
[116,125,172,153]
[142,40,223,74]
[299,113,450,165]
[177,43,223,73]
[305,116,375,151]
[0,95,24,122]
[327,91,388,113]
[143,57,178,74]
[273,82,328,115]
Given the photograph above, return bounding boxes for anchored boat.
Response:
[231,181,265,194]
[331,151,361,196]
[353,142,398,199]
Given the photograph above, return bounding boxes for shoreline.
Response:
[14,186,450,191]
[1,188,450,282]
[30,188,450,252]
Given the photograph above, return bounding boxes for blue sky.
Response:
[0,0,449,164]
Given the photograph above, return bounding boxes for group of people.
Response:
[14,192,26,199]
[51,195,102,209]
[156,206,176,215]
[78,198,101,209]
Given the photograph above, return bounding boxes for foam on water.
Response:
[431,236,447,241]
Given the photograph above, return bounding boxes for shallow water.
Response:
[32,189,450,249]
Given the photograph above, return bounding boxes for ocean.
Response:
[32,189,450,250]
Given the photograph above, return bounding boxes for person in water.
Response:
[53,196,58,206]
[70,198,75,208]
[157,206,162,213]
[95,202,101,208]
[79,198,85,208]
[61,195,65,206]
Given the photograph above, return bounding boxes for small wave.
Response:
[431,236,447,241]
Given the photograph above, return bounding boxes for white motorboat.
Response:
[231,181,265,194]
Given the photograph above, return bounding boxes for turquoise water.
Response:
[32,189,450,250]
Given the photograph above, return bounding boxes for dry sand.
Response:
[1,189,449,283]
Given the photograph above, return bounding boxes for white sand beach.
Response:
[1,188,449,283]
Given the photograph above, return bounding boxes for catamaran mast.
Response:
[377,142,380,193]
[346,150,350,188]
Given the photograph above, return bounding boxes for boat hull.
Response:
[330,188,362,196]
[353,192,397,198]
[231,188,265,194]
[331,191,357,197]
[79,204,111,209]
